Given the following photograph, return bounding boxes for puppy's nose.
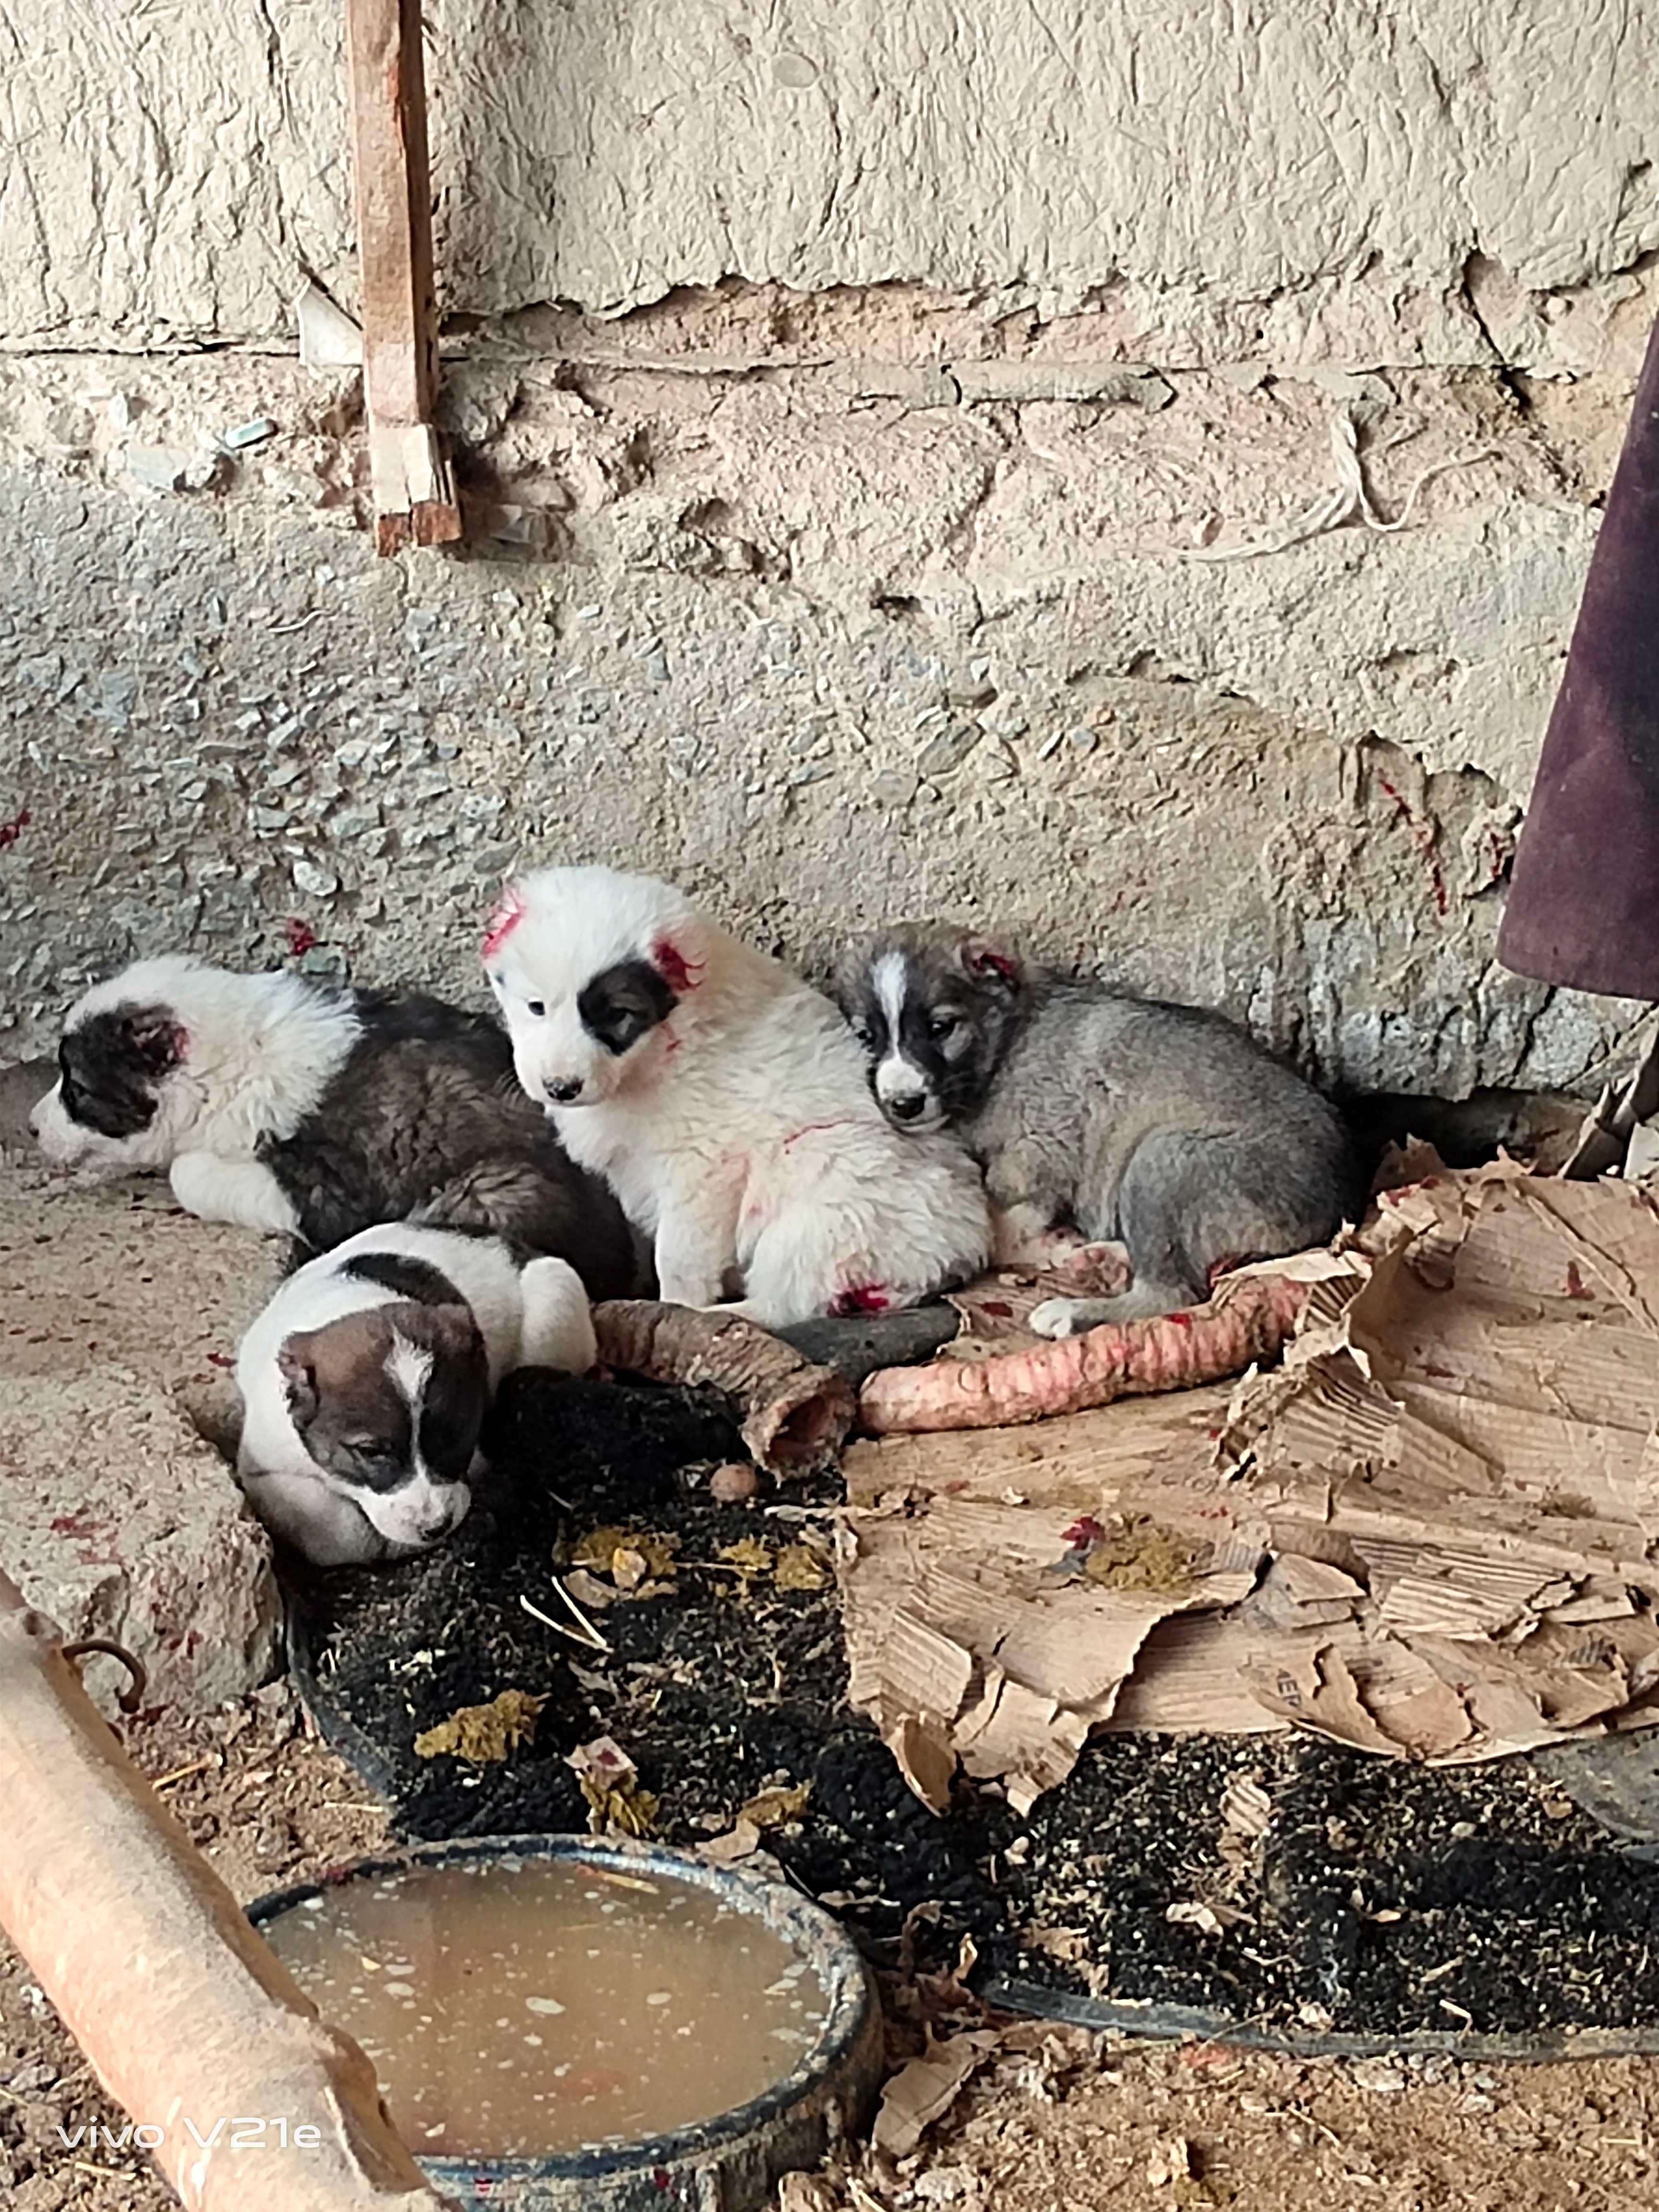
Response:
[544,1076,584,1104]
[887,1092,928,1122]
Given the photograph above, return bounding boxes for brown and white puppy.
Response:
[235,1223,595,1566]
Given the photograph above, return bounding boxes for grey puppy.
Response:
[833,926,1359,1335]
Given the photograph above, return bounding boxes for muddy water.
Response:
[263,1855,832,2158]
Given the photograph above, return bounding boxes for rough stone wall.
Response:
[3,3,1658,1096]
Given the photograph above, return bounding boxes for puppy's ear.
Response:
[124,1009,187,1075]
[481,882,527,960]
[649,929,705,998]
[957,937,1023,992]
[428,1303,487,1373]
[278,1336,319,1427]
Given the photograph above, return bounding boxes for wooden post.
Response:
[342,0,462,554]
[0,1574,456,2210]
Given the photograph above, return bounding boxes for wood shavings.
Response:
[412,1687,546,1763]
[1189,413,1500,563]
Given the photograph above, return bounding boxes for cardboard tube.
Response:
[0,1572,455,2212]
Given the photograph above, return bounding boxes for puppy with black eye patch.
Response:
[235,1222,597,1566]
[835,924,1360,1336]
[28,955,641,1297]
[482,866,990,1330]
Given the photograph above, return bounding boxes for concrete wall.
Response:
[4,1,1658,1094]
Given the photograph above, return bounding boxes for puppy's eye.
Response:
[927,1014,960,1041]
[526,1000,546,1018]
[852,1024,873,1049]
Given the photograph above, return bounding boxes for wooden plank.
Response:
[341,0,462,554]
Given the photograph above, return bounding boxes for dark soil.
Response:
[293,1371,1659,2045]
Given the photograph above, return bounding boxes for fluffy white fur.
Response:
[236,1223,596,1566]
[30,956,360,1233]
[484,866,990,1329]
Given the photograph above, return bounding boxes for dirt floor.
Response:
[7,1136,1659,2210]
[4,1690,1658,2212]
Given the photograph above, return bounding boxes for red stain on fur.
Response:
[652,934,705,995]
[964,939,1021,985]
[0,806,29,849]
[1168,1309,1194,1328]
[830,1283,890,1316]
[284,917,316,958]
[781,1117,857,1151]
[481,888,525,958]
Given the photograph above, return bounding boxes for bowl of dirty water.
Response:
[248,1834,882,2210]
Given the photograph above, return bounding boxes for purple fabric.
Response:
[1498,313,1659,998]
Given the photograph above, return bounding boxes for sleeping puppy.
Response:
[835,925,1359,1335]
[236,1222,596,1566]
[481,866,990,1331]
[29,956,642,1297]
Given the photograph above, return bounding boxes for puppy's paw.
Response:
[1028,1296,1087,1339]
[1045,1240,1133,1296]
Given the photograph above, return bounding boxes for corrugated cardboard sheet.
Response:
[839,1163,1659,1814]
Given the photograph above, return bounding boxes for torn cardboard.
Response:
[840,1162,1659,1810]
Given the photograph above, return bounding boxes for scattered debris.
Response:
[519,1584,611,1655]
[1146,2135,1196,2187]
[1218,1771,1273,1879]
[843,1159,1659,1808]
[566,1734,658,1837]
[124,444,221,494]
[777,2174,840,2212]
[295,279,364,371]
[412,1687,546,1763]
[1076,1514,1198,1592]
[571,1525,681,1591]
[720,1536,775,1582]
[709,1461,761,1503]
[873,2032,1000,2158]
[562,1568,616,1612]
[0,806,29,849]
[776,1542,831,1590]
[737,1780,813,1828]
[219,417,278,453]
[698,1817,763,1865]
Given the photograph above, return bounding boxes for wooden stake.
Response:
[342,0,462,554]
[0,1574,455,2211]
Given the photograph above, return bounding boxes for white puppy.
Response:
[236,1223,596,1567]
[482,867,990,1331]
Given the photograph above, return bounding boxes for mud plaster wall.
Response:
[3,2,1659,1095]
